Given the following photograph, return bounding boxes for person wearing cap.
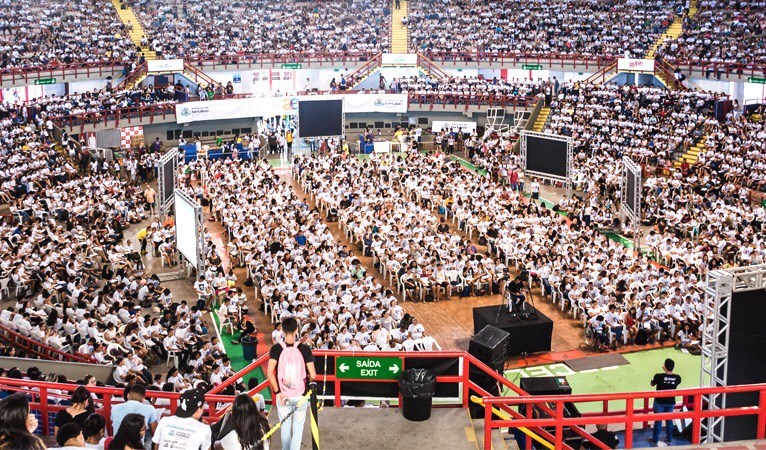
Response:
[152,389,211,450]
[55,423,87,450]
[649,358,682,446]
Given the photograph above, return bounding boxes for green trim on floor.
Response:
[450,155,488,176]
[502,347,700,413]
[210,310,271,406]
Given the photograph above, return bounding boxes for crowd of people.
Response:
[658,0,766,67]
[394,75,550,99]
[199,158,441,353]
[0,0,137,69]
[406,0,683,57]
[128,0,390,60]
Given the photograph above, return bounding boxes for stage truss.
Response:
[701,264,766,443]
[158,147,179,220]
[620,156,642,250]
[519,130,573,201]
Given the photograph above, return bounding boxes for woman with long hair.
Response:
[107,413,145,450]
[54,386,95,435]
[0,393,46,450]
[82,413,106,449]
[215,393,270,450]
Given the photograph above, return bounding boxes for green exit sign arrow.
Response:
[522,64,543,70]
[281,63,302,69]
[34,78,56,85]
[748,77,766,84]
[336,356,402,380]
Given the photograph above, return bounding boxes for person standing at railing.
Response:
[267,317,316,450]
[650,358,681,446]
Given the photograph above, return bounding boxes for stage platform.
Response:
[473,304,554,356]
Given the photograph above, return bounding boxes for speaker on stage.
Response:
[468,327,508,419]
[469,325,510,364]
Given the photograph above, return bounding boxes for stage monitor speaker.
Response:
[519,376,582,448]
[469,325,510,364]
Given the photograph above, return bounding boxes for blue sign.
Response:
[233,74,241,84]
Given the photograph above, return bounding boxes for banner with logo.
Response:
[432,121,477,134]
[617,58,655,73]
[148,59,184,73]
[176,94,407,124]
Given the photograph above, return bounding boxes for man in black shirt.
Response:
[506,276,526,312]
[650,358,682,446]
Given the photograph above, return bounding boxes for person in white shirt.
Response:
[414,332,442,351]
[153,389,211,450]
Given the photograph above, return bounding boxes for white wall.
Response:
[68,79,112,94]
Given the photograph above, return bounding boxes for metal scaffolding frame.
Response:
[701,264,766,442]
[620,156,642,250]
[519,130,573,201]
[158,147,179,220]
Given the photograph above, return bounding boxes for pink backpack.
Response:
[277,341,306,397]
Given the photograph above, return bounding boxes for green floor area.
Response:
[210,310,271,406]
[503,348,701,413]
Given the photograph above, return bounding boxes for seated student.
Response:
[588,315,610,350]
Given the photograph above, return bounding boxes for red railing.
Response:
[584,61,617,84]
[485,384,766,449]
[417,54,451,80]
[421,51,619,71]
[347,52,382,89]
[671,59,766,80]
[407,93,537,111]
[53,92,535,133]
[2,350,766,448]
[656,59,688,91]
[186,51,380,71]
[0,322,96,364]
[0,61,124,87]
[5,53,766,89]
[115,62,148,91]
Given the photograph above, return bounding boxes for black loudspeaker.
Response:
[519,377,582,449]
[468,365,501,419]
[469,325,510,364]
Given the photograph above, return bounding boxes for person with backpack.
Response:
[267,317,316,450]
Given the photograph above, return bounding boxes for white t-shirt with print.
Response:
[152,415,211,450]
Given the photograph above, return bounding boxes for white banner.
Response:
[148,59,185,73]
[176,94,407,124]
[382,53,418,66]
[617,58,655,73]
[432,120,477,134]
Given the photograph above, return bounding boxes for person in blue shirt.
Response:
[110,383,158,446]
[295,231,307,246]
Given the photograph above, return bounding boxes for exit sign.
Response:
[748,77,766,84]
[34,78,56,85]
[522,64,543,70]
[336,356,402,380]
[281,63,302,69]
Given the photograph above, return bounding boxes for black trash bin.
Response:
[399,368,436,421]
[240,335,258,361]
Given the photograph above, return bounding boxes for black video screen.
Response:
[526,135,568,178]
[298,99,343,138]
[724,289,766,440]
[626,169,638,215]
[162,157,175,204]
